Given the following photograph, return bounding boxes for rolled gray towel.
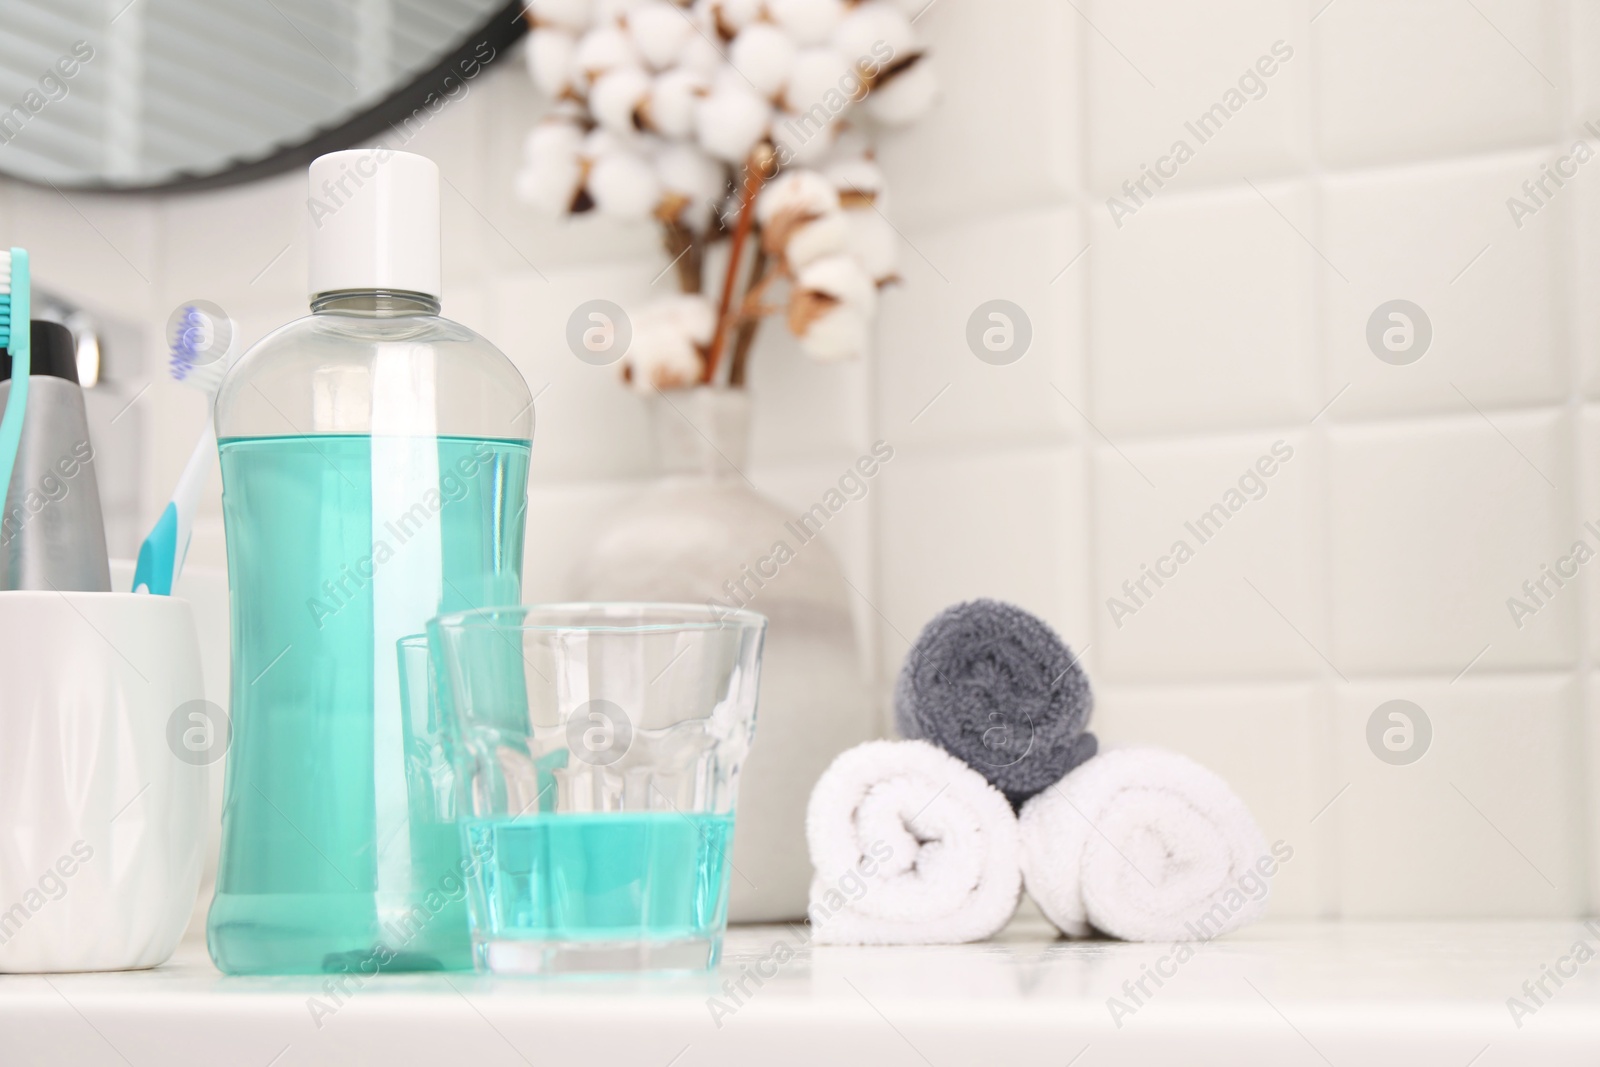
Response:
[894,599,1096,807]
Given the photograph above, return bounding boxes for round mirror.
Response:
[0,0,525,191]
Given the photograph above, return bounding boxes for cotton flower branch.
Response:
[516,0,937,390]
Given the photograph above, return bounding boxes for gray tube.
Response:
[0,374,112,592]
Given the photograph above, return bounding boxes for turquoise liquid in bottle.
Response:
[207,434,530,974]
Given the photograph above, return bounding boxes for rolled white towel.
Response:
[1020,747,1276,942]
[806,740,1021,945]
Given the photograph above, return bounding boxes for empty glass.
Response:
[427,603,766,975]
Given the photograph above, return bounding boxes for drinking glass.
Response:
[427,603,766,975]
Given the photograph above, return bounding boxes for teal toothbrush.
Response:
[0,248,30,516]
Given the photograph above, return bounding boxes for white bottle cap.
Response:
[307,149,441,299]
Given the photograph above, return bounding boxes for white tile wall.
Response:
[1314,0,1564,166]
[6,0,1600,919]
[1328,675,1584,916]
[1088,179,1320,434]
[1319,152,1571,420]
[1327,410,1575,675]
[1093,429,1320,682]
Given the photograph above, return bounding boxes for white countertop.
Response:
[5,917,1599,1066]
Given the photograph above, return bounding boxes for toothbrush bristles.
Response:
[168,304,233,397]
[0,250,10,348]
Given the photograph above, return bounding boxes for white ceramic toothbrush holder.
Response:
[0,591,208,972]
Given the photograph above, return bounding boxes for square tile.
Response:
[877,206,1084,451]
[1327,411,1576,676]
[443,283,492,338]
[4,184,156,321]
[1084,0,1312,193]
[1320,153,1569,420]
[877,445,1090,685]
[158,172,305,310]
[874,0,1079,229]
[1094,682,1325,916]
[1574,169,1600,398]
[1570,0,1600,127]
[746,326,872,468]
[1586,672,1600,914]
[1573,408,1600,661]
[1314,0,1563,166]
[1093,430,1322,681]
[1089,181,1320,435]
[488,264,662,485]
[1330,675,1583,916]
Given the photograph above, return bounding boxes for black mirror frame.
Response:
[16,1,529,194]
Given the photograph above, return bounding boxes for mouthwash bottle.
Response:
[207,150,533,974]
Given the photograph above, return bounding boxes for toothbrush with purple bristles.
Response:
[132,305,236,595]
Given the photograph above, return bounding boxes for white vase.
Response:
[572,388,875,922]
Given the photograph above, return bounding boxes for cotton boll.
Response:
[656,143,726,204]
[730,23,798,99]
[526,29,578,98]
[824,156,886,203]
[574,25,641,84]
[711,63,759,97]
[656,143,726,229]
[545,97,590,124]
[844,209,897,283]
[833,2,915,67]
[677,31,724,75]
[793,301,871,361]
[867,55,936,125]
[515,160,583,213]
[526,0,591,32]
[525,119,585,162]
[696,0,763,37]
[766,0,846,46]
[797,252,877,312]
[770,110,837,166]
[596,0,648,21]
[783,47,856,114]
[588,150,663,219]
[790,252,879,361]
[831,163,898,282]
[694,83,773,163]
[625,330,703,390]
[782,210,850,269]
[652,293,717,345]
[644,68,709,137]
[515,129,585,214]
[623,295,714,391]
[582,127,629,161]
[627,1,695,68]
[756,168,840,226]
[760,172,850,269]
[591,66,653,134]
[583,124,659,160]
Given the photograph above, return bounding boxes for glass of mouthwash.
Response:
[428,603,766,975]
